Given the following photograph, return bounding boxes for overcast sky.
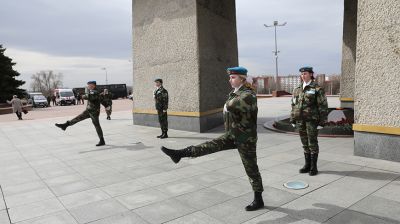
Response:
[0,0,343,90]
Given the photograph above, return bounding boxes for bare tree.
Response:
[30,71,63,96]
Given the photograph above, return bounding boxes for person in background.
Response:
[154,78,169,139]
[47,95,51,107]
[101,89,113,120]
[7,95,24,120]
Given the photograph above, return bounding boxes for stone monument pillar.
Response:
[340,0,357,109]
[132,0,238,132]
[353,0,400,161]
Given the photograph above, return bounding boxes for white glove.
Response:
[317,126,323,130]
[291,123,296,128]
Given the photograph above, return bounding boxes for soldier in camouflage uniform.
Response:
[55,81,105,146]
[154,78,169,139]
[290,66,328,176]
[161,67,264,211]
[101,89,113,120]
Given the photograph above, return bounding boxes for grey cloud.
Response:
[0,0,132,59]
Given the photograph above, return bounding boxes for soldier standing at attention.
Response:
[154,78,169,139]
[160,67,264,211]
[290,66,328,176]
[101,89,113,120]
[55,81,105,146]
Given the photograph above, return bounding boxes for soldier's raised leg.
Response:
[237,142,264,211]
[161,134,236,163]
[55,110,90,131]
[298,121,311,173]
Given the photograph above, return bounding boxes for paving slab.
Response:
[202,193,269,224]
[164,211,224,224]
[349,196,400,223]
[8,198,65,223]
[325,210,399,224]
[68,198,128,224]
[243,210,320,224]
[59,188,111,209]
[115,188,169,210]
[87,211,148,224]
[133,198,196,224]
[277,196,345,223]
[0,210,10,224]
[176,188,233,210]
[16,211,78,224]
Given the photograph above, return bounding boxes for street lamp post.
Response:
[101,67,108,85]
[264,21,287,92]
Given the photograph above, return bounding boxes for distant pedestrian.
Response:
[47,95,51,107]
[101,89,113,120]
[52,95,56,106]
[76,93,81,105]
[7,95,24,120]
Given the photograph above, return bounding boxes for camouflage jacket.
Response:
[154,86,168,111]
[224,85,258,144]
[83,88,102,114]
[101,93,113,107]
[290,81,328,124]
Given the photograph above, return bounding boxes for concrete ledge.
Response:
[133,112,223,132]
[353,124,400,136]
[354,131,400,162]
[132,108,222,117]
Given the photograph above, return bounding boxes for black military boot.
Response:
[161,146,192,163]
[299,152,311,173]
[55,121,70,131]
[107,115,111,120]
[245,192,264,211]
[96,137,106,146]
[309,153,319,176]
[160,131,168,139]
[157,133,163,138]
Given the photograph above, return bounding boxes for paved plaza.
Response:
[1,98,400,224]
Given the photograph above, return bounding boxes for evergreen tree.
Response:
[0,45,25,103]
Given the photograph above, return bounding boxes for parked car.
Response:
[32,95,49,108]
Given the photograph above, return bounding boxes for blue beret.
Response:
[299,66,314,73]
[87,80,96,85]
[154,78,163,83]
[227,66,248,76]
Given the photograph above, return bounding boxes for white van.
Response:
[54,89,76,106]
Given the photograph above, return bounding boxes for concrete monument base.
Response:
[354,131,400,162]
[133,110,223,132]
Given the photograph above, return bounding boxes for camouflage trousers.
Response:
[105,105,112,117]
[69,110,104,139]
[191,133,264,192]
[297,120,319,154]
[157,110,168,132]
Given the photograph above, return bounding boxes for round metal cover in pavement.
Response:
[283,181,309,190]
